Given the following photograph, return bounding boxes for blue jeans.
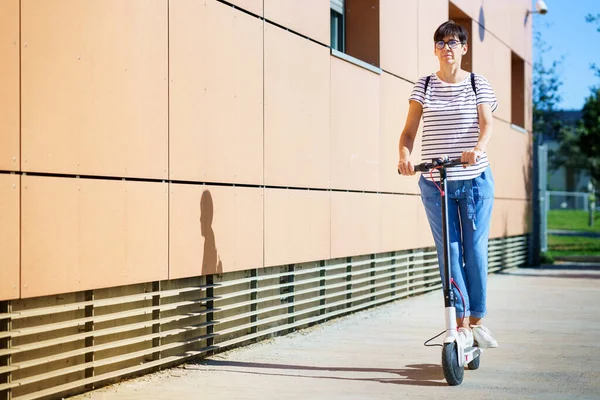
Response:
[418,166,495,319]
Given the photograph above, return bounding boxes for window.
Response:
[330,0,380,68]
[330,0,345,52]
[511,52,525,128]
[449,3,472,73]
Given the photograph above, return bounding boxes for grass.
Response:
[547,210,600,233]
[547,210,600,257]
[547,235,600,257]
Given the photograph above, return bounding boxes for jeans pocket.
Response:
[474,167,495,200]
[418,175,441,201]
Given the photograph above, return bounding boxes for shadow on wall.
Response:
[200,190,223,276]
[478,4,486,41]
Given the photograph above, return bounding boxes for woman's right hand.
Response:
[397,159,415,176]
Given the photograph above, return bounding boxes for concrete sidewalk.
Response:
[71,266,600,400]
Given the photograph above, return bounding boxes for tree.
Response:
[586,13,600,78]
[549,15,600,188]
[580,88,600,184]
[549,123,591,184]
[561,14,600,186]
[532,31,563,143]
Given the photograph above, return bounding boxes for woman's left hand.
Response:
[461,149,483,167]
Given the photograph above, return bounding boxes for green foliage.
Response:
[587,13,600,30]
[586,14,600,78]
[539,252,555,264]
[548,124,591,176]
[532,32,564,142]
[546,16,600,187]
[552,82,600,186]
[580,88,600,183]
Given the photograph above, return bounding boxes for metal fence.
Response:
[538,144,548,253]
[547,191,592,211]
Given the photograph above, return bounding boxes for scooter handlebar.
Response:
[397,157,469,174]
[413,163,432,172]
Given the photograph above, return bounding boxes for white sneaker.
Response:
[472,325,498,348]
[458,327,474,347]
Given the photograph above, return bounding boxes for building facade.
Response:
[0,1,533,398]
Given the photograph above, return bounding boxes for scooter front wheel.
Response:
[442,342,464,386]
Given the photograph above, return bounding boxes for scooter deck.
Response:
[463,346,482,365]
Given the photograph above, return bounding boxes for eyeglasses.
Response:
[435,39,464,50]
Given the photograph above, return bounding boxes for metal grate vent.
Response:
[0,235,529,400]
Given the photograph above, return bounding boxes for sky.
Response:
[532,0,600,110]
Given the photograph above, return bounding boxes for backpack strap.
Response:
[424,73,476,95]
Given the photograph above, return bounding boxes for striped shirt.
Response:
[409,73,498,181]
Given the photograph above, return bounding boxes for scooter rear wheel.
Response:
[467,354,480,370]
[442,342,464,386]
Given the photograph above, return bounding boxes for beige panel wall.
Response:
[169,184,263,279]
[486,120,532,200]
[330,57,380,192]
[331,192,380,258]
[472,30,512,123]
[380,73,422,195]
[490,199,531,238]
[333,191,436,257]
[523,8,533,65]
[0,175,20,300]
[479,1,511,53]
[21,0,168,179]
[169,0,263,184]
[264,0,329,45]
[493,35,512,125]
[418,0,448,78]
[459,1,532,64]
[380,0,418,81]
[0,0,20,171]
[226,0,263,16]
[381,196,435,252]
[4,0,533,300]
[479,0,530,63]
[21,176,168,298]
[416,201,436,248]
[508,0,532,62]
[381,196,450,252]
[264,189,330,267]
[264,24,330,188]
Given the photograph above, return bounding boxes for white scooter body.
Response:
[443,307,482,367]
[401,156,483,385]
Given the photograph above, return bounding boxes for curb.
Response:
[554,255,600,263]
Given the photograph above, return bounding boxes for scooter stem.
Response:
[440,168,455,310]
[444,307,458,344]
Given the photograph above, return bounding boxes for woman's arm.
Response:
[398,100,423,175]
[462,103,493,165]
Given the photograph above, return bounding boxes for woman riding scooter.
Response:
[397,20,499,349]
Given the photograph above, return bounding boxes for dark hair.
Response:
[433,20,468,43]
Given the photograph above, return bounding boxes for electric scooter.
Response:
[399,156,482,386]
